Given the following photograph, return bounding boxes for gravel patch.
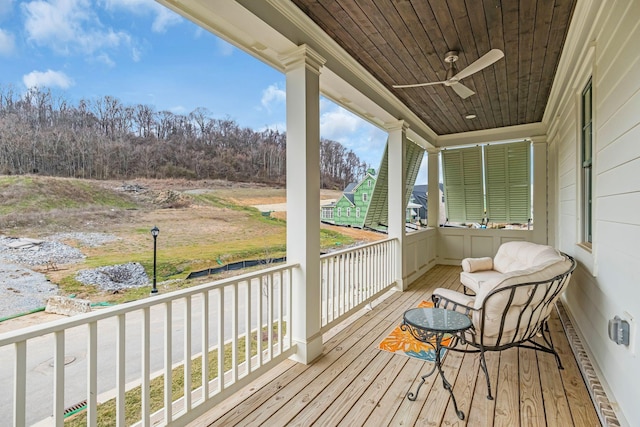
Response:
[0,237,85,266]
[50,232,120,248]
[76,262,149,292]
[0,263,58,318]
[0,233,110,319]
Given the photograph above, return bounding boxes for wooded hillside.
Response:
[0,86,368,189]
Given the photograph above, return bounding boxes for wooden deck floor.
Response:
[189,265,600,427]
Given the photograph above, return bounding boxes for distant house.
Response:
[322,138,426,231]
[410,184,428,222]
[321,168,376,228]
[408,183,445,225]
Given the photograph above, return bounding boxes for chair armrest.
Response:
[432,288,476,316]
[461,257,494,272]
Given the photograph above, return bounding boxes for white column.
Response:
[386,121,408,291]
[427,149,440,228]
[282,45,325,364]
[531,137,548,244]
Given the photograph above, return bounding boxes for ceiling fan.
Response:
[392,49,504,99]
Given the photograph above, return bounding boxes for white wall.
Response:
[404,228,437,285]
[436,228,530,265]
[549,0,640,424]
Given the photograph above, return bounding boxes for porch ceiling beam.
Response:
[437,122,547,148]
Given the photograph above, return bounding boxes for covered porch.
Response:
[189,265,600,427]
[1,0,638,425]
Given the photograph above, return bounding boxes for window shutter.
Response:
[442,146,484,222]
[484,141,531,223]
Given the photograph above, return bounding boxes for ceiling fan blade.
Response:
[451,82,475,99]
[392,81,445,89]
[454,49,504,81]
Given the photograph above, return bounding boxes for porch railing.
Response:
[320,238,397,332]
[0,263,296,427]
[0,238,399,426]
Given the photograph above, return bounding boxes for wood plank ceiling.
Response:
[290,0,576,136]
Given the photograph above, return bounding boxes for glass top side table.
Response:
[402,307,473,420]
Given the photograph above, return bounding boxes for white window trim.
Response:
[570,44,596,276]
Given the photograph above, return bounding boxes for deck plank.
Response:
[361,357,429,426]
[336,351,409,426]
[538,344,575,426]
[466,350,499,426]
[297,350,395,426]
[519,345,545,427]
[269,321,395,426]
[549,311,601,426]
[442,348,481,425]
[494,347,520,426]
[188,265,600,427]
[415,348,465,426]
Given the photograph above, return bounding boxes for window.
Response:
[356,207,361,218]
[368,179,372,187]
[484,141,531,223]
[346,207,351,217]
[582,79,593,243]
[321,207,333,219]
[442,141,531,225]
[441,146,484,222]
[362,193,368,202]
[337,207,341,217]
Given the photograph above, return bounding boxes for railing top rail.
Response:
[320,237,396,259]
[0,262,300,346]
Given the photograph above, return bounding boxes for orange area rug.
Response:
[377,300,451,362]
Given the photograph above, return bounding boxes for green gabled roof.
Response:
[350,170,376,193]
[336,193,355,207]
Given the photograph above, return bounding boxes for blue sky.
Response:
[0,0,426,182]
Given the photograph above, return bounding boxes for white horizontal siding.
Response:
[551,0,640,425]
[596,193,640,226]
[597,122,640,173]
[597,157,640,196]
[597,89,640,150]
[596,0,640,121]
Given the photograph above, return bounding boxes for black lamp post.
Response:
[150,226,159,294]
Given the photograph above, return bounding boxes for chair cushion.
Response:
[492,241,564,274]
[461,257,493,272]
[473,256,572,345]
[460,270,504,294]
[475,257,571,308]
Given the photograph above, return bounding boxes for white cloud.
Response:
[23,69,74,89]
[320,106,361,142]
[131,46,141,62]
[103,0,182,33]
[21,0,131,55]
[261,84,286,112]
[95,53,115,67]
[319,102,388,168]
[170,105,186,114]
[216,38,234,56]
[0,28,15,56]
[151,7,181,33]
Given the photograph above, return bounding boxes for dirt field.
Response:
[1,177,384,311]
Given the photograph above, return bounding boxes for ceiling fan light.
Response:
[465,114,477,119]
